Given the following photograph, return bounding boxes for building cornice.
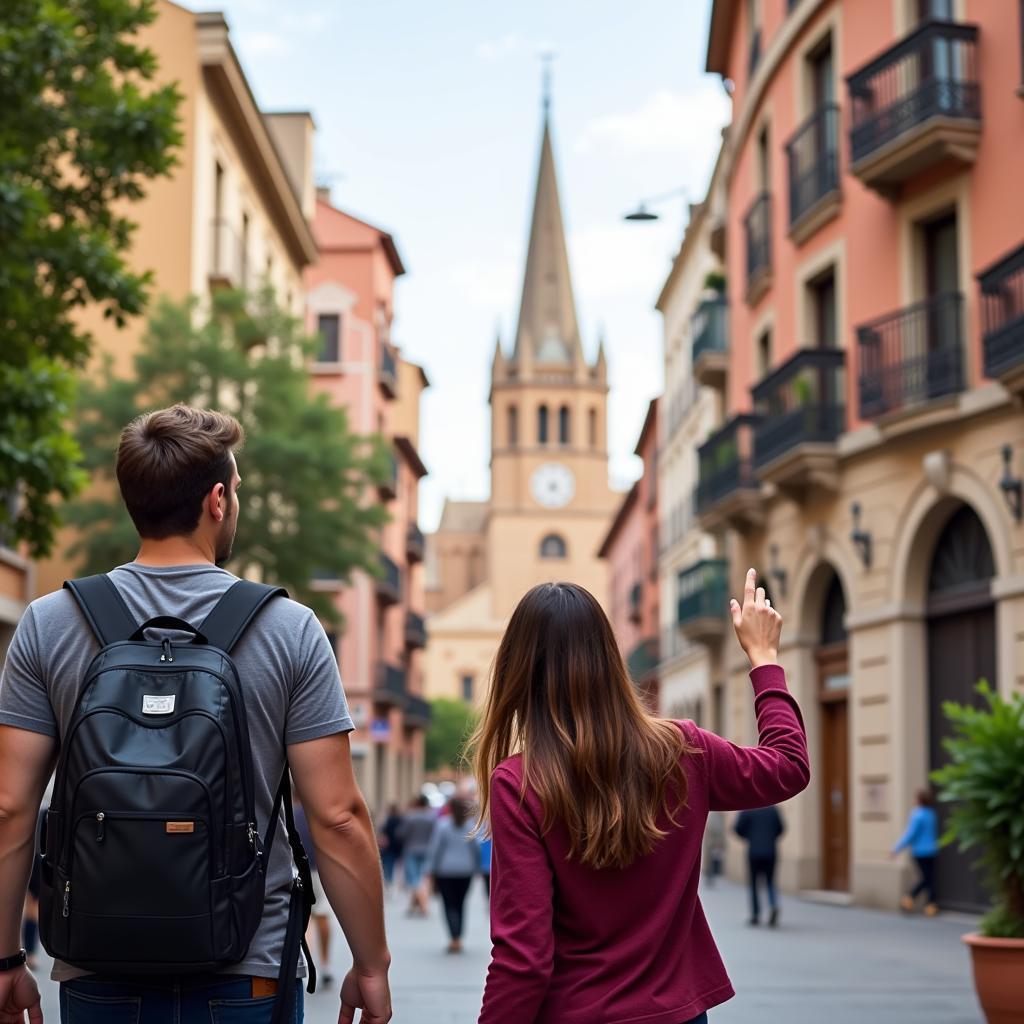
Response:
[394,435,428,479]
[196,13,318,269]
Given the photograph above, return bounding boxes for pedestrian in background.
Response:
[735,805,785,927]
[892,789,940,916]
[292,793,334,986]
[378,803,404,893]
[425,797,481,953]
[704,810,726,888]
[398,794,436,916]
[473,571,809,1024]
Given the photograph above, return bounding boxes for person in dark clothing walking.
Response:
[892,789,940,916]
[378,803,404,891]
[735,805,785,926]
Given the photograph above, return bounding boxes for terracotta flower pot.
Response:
[963,932,1024,1023]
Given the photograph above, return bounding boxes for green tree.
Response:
[0,0,182,555]
[425,697,478,773]
[66,288,390,624]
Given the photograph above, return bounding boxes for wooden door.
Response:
[819,645,850,891]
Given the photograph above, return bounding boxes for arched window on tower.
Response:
[559,405,570,445]
[538,404,549,444]
[539,534,567,559]
[507,405,518,446]
[588,407,598,448]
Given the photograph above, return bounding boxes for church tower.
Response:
[486,102,618,618]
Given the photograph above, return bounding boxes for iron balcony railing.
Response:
[978,242,1024,379]
[379,344,398,397]
[691,296,729,365]
[786,103,840,228]
[752,348,847,468]
[378,453,398,501]
[847,20,980,165]
[744,192,772,289]
[404,611,427,650]
[406,523,425,563]
[678,559,729,628]
[374,662,407,705]
[857,292,965,419]
[376,553,402,605]
[626,636,660,683]
[404,695,432,728]
[696,414,762,515]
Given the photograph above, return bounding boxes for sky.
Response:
[184,0,730,531]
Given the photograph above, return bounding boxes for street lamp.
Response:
[623,186,689,223]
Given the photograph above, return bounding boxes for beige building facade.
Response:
[424,111,619,705]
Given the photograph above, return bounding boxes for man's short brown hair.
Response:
[116,405,244,539]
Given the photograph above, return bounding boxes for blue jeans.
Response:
[404,850,428,888]
[60,974,303,1023]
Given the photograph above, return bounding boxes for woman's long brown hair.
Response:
[471,582,697,870]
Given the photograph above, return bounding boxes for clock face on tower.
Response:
[530,463,576,509]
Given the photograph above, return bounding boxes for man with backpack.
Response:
[0,404,392,1023]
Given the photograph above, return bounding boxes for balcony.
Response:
[406,523,425,563]
[628,582,642,624]
[978,242,1024,395]
[626,636,660,685]
[857,292,965,421]
[696,415,763,532]
[404,694,432,730]
[379,344,398,399]
[375,553,402,606]
[786,103,841,244]
[691,296,729,389]
[208,218,241,289]
[677,559,729,646]
[846,20,980,195]
[404,611,427,650]
[377,452,398,502]
[744,192,772,305]
[374,662,407,708]
[752,348,846,496]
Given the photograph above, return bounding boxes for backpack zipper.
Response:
[62,880,71,918]
[95,812,105,843]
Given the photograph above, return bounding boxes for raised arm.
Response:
[698,569,810,812]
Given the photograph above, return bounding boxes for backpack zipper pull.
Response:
[96,812,105,843]
[62,881,71,918]
[160,639,173,663]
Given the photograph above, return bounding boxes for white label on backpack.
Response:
[142,694,175,715]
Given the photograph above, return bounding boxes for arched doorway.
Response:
[816,570,850,891]
[926,504,995,911]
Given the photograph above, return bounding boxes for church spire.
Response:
[511,91,583,369]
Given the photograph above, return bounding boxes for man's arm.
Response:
[289,732,391,1023]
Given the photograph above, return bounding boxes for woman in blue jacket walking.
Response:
[892,789,940,915]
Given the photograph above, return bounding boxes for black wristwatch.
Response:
[0,949,27,972]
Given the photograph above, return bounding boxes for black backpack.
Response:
[39,574,316,1023]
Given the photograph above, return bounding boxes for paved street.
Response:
[34,878,982,1023]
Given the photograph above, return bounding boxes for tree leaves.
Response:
[0,0,182,555]
[66,287,392,626]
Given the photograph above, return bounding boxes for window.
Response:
[810,37,835,107]
[461,674,474,703]
[757,125,770,191]
[538,405,549,444]
[317,314,341,362]
[539,534,567,559]
[241,211,250,289]
[757,329,773,377]
[507,405,518,446]
[747,0,762,75]
[810,270,837,348]
[588,408,598,448]
[559,405,570,445]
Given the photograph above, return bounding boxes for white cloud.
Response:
[576,84,730,158]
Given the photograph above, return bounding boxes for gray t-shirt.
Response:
[0,562,353,981]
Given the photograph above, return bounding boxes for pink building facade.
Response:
[306,192,430,815]
[696,0,1024,910]
[599,399,660,712]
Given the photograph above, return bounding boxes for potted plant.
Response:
[931,681,1024,1024]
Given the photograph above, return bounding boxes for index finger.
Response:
[743,567,757,608]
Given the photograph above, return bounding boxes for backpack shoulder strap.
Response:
[198,579,287,654]
[63,575,139,647]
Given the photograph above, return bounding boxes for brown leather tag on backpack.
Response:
[165,821,194,834]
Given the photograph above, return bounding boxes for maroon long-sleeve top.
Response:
[477,664,810,1024]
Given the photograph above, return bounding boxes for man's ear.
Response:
[207,482,226,523]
